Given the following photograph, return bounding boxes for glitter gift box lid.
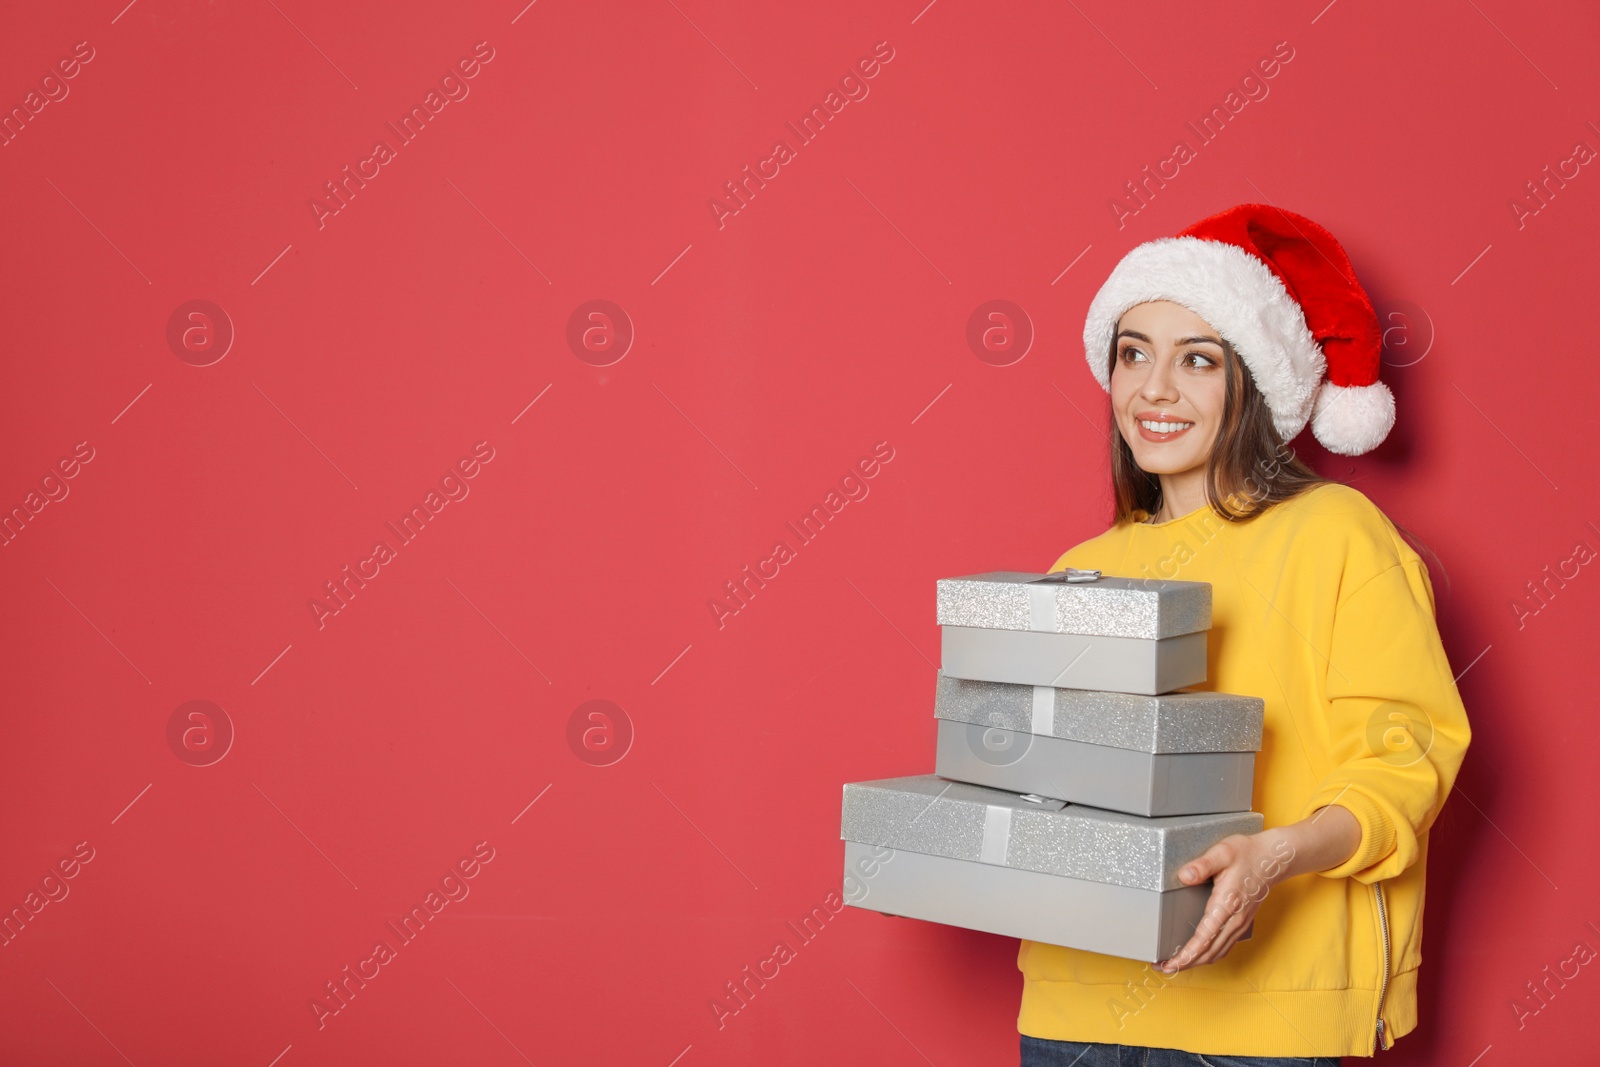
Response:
[932,671,1263,753]
[841,775,1262,891]
[936,571,1211,639]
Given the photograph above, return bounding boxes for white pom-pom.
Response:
[1311,380,1396,456]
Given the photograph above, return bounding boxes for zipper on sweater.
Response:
[1372,881,1392,1052]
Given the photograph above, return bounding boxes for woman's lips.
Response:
[1135,418,1194,442]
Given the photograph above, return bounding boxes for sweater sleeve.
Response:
[1296,558,1473,883]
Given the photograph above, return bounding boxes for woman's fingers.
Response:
[1156,831,1289,971]
[1159,902,1226,971]
[1158,930,1206,973]
[1187,901,1255,965]
[1161,874,1260,971]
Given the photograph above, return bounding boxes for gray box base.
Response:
[941,626,1206,694]
[843,840,1250,961]
[934,719,1255,816]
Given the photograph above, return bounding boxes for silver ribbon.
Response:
[1026,569,1102,631]
[1030,685,1056,735]
[979,804,1013,865]
[1027,584,1056,632]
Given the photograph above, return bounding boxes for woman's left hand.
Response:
[1154,827,1296,974]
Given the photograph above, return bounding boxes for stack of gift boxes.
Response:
[840,569,1268,963]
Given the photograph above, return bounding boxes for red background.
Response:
[2,1,1596,1064]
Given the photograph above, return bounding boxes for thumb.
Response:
[1178,844,1226,885]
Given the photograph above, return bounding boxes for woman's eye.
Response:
[1120,346,1147,362]
[1186,351,1217,368]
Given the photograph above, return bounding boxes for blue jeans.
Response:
[1020,1035,1340,1067]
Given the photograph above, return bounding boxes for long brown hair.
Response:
[1108,333,1330,525]
[1104,330,1448,586]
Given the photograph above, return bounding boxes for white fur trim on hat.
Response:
[1311,379,1396,456]
[1082,236,1326,444]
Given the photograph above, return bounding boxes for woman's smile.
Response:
[1135,413,1196,441]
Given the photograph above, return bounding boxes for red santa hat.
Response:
[1082,203,1395,456]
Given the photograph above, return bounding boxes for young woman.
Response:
[1018,205,1472,1064]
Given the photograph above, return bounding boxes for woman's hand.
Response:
[1155,803,1362,974]
[1154,829,1293,973]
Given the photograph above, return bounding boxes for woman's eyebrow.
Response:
[1115,330,1224,347]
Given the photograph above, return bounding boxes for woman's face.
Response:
[1109,300,1229,476]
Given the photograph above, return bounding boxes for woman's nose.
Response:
[1141,358,1178,402]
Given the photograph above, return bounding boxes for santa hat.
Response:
[1082,203,1395,456]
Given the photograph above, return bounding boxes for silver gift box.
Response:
[936,571,1212,639]
[937,572,1211,694]
[840,775,1261,961]
[932,672,1263,815]
[940,625,1207,694]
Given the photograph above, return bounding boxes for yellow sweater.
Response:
[1019,481,1472,1057]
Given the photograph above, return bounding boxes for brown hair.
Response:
[1103,330,1448,587]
